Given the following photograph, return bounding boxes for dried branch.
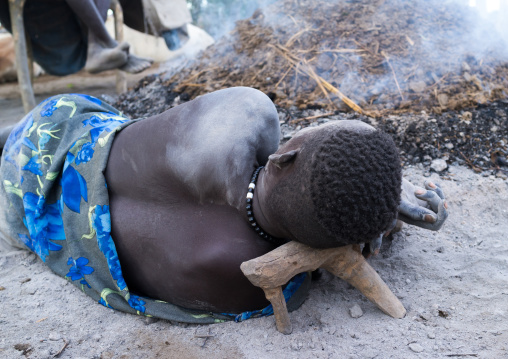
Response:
[271,43,364,114]
[289,112,335,124]
[275,66,295,89]
[381,51,405,101]
[459,151,482,173]
[52,339,69,358]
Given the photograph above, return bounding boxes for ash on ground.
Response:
[276,99,508,180]
[117,0,508,116]
[115,73,508,179]
[114,0,508,179]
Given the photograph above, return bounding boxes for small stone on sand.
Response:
[431,159,448,172]
[349,304,363,318]
[409,343,424,353]
[48,332,61,341]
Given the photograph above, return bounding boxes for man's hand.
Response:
[364,179,448,258]
[398,178,448,231]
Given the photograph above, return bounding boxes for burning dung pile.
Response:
[115,0,508,176]
[119,0,508,117]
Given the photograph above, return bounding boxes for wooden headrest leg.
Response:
[323,246,406,319]
[241,242,405,334]
[263,287,292,334]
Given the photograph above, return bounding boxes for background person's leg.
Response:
[64,0,151,74]
[65,0,117,48]
[64,0,128,73]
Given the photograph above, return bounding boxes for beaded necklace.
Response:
[246,166,287,245]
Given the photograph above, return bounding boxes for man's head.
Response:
[264,120,401,248]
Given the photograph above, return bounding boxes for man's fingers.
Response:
[398,200,437,223]
[424,180,445,200]
[415,189,442,213]
[370,233,383,255]
[434,199,449,229]
[398,180,449,231]
[362,233,383,258]
[401,192,448,231]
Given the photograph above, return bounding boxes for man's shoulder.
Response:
[161,88,282,206]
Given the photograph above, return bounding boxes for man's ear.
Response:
[268,149,299,169]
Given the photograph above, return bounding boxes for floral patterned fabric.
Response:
[0,94,310,324]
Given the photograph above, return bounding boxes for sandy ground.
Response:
[1,74,507,359]
[1,163,507,358]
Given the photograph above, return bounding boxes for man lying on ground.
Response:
[0,87,447,323]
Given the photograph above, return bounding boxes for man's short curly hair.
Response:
[309,129,401,246]
[269,123,401,249]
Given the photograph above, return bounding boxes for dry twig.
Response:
[295,48,365,54]
[147,0,508,116]
[174,67,219,91]
[289,112,335,124]
[271,43,364,114]
[194,328,214,348]
[459,151,482,172]
[275,66,294,89]
[52,339,69,358]
[381,51,405,101]
[285,27,315,48]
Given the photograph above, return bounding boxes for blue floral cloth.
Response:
[0,94,310,324]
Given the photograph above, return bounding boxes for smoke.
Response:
[421,0,508,60]
[269,0,508,109]
[189,0,275,39]
[178,0,508,112]
[195,0,508,62]
[469,0,508,55]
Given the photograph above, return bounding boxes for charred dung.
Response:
[115,0,508,177]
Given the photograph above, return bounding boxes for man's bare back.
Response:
[105,88,283,312]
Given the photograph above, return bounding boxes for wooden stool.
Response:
[8,0,35,113]
[8,0,127,113]
[110,0,127,94]
[241,241,406,334]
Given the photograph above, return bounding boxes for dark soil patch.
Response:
[115,76,508,178]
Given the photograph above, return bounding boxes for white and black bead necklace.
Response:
[246,166,287,245]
